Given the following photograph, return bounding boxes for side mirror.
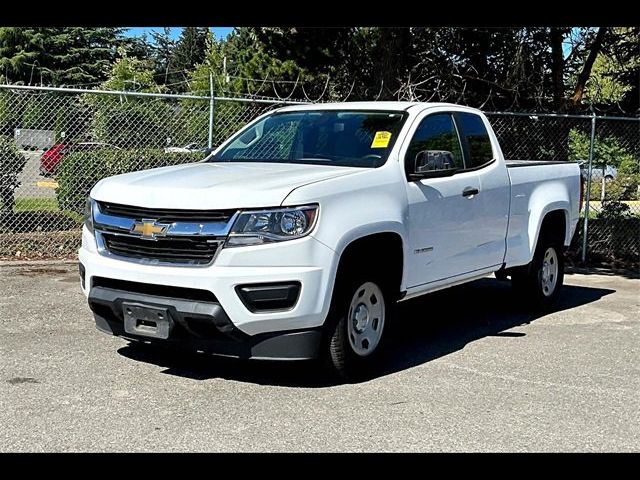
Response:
[409,150,458,180]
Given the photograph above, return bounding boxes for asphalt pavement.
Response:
[16,151,57,200]
[0,262,638,452]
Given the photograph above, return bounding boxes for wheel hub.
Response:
[542,262,550,282]
[352,303,369,333]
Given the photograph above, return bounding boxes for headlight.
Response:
[226,205,318,247]
[84,197,95,234]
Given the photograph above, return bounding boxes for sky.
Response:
[125,27,234,42]
[127,27,577,57]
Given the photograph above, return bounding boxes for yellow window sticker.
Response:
[371,131,392,148]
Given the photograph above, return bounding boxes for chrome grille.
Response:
[93,201,236,266]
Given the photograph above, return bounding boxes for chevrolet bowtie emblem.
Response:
[131,219,170,239]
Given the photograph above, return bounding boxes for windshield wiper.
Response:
[294,157,334,163]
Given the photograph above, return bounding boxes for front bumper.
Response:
[88,285,322,360]
[79,226,338,338]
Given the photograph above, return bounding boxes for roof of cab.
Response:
[276,101,463,112]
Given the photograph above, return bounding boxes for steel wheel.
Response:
[539,247,559,297]
[512,235,564,311]
[346,282,385,357]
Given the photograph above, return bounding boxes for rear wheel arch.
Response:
[536,209,568,247]
[511,209,567,310]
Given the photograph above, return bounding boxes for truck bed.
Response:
[503,159,581,268]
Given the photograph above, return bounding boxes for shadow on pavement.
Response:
[565,265,639,281]
[117,277,615,388]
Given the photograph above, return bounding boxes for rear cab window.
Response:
[454,112,494,169]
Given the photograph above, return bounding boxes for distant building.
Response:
[14,128,55,150]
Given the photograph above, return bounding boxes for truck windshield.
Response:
[210,110,407,168]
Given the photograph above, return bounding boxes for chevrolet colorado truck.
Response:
[79,102,581,379]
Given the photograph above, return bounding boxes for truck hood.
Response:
[91,162,363,209]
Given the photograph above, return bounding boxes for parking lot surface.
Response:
[0,263,638,452]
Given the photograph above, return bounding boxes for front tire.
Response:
[324,277,390,381]
[511,236,564,310]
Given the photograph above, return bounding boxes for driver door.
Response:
[403,112,482,288]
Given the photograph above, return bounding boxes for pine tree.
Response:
[0,27,125,86]
[150,28,176,86]
[168,27,210,91]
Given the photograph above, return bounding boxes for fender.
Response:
[284,161,411,304]
[505,180,571,267]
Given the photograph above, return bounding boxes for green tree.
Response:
[568,129,635,169]
[0,90,25,135]
[88,48,175,148]
[99,47,158,93]
[168,27,210,91]
[582,28,639,109]
[241,26,638,112]
[0,27,126,86]
[150,28,176,86]
[0,136,27,211]
[181,33,231,146]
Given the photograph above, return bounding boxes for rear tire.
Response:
[511,235,564,311]
[323,273,391,382]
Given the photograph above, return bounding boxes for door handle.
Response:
[462,187,479,197]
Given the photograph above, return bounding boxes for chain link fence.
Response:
[0,84,638,267]
[0,85,295,260]
[487,112,639,267]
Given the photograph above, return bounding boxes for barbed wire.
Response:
[1,74,638,116]
[9,60,635,115]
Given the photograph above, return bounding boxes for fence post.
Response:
[581,111,597,263]
[208,72,214,149]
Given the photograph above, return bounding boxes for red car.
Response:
[40,142,121,176]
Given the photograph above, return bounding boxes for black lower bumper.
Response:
[88,286,322,360]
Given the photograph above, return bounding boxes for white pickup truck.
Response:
[80,102,582,379]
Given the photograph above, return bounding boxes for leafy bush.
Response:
[607,174,640,201]
[590,173,640,204]
[56,149,205,214]
[90,98,179,148]
[619,157,640,175]
[568,129,635,168]
[599,200,632,219]
[0,136,27,211]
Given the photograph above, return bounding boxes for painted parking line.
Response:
[36,180,59,189]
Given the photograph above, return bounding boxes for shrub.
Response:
[568,129,635,168]
[56,149,205,214]
[589,173,640,202]
[90,98,178,148]
[599,200,632,219]
[619,157,640,175]
[606,174,640,202]
[0,136,27,211]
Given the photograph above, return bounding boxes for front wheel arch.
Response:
[331,232,404,306]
